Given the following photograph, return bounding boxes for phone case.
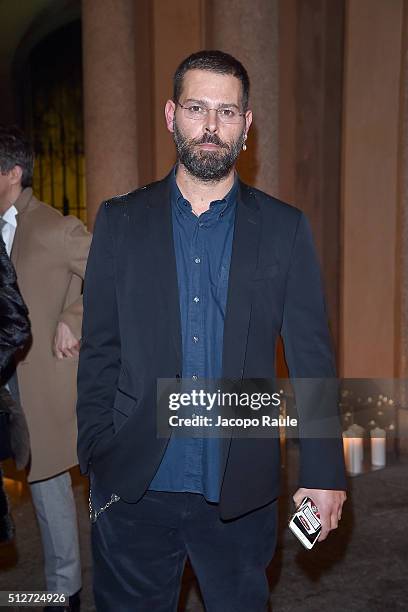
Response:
[288,496,322,549]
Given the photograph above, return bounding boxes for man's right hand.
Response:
[53,321,80,359]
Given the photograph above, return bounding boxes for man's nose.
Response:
[204,108,219,133]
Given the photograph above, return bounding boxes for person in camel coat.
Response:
[0,125,91,612]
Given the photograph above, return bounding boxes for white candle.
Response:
[343,435,349,460]
[371,427,386,467]
[343,428,363,474]
[348,424,365,465]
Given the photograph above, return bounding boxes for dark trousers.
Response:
[91,482,278,612]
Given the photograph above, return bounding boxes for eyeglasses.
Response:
[177,102,245,124]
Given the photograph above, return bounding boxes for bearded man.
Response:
[77,50,346,612]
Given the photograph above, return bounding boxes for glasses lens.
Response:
[217,109,241,124]
[183,105,206,120]
[180,103,243,124]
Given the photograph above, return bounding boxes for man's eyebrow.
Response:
[182,98,240,110]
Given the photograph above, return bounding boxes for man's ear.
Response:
[165,100,176,133]
[9,165,23,186]
[244,109,253,138]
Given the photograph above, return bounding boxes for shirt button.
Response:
[193,336,199,343]
[193,296,200,303]
[194,257,201,264]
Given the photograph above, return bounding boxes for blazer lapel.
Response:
[146,174,182,368]
[222,182,261,379]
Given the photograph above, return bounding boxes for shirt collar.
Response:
[2,204,18,227]
[171,165,238,223]
[13,187,33,214]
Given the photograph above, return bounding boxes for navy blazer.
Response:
[76,172,346,520]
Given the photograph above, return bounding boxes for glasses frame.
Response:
[176,101,246,124]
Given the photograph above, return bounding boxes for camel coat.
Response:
[11,188,91,482]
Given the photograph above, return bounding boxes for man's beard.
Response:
[173,121,246,182]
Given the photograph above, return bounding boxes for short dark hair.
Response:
[0,125,34,188]
[173,50,250,111]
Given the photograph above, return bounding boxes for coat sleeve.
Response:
[57,216,92,339]
[76,203,120,474]
[280,212,347,491]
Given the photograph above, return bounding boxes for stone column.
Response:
[206,0,279,196]
[152,0,204,180]
[82,0,140,228]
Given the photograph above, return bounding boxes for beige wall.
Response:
[279,0,344,354]
[341,0,404,377]
[396,0,408,382]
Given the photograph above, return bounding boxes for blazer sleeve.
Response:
[58,216,92,339]
[281,212,347,491]
[76,203,120,474]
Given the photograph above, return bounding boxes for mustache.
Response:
[192,134,229,149]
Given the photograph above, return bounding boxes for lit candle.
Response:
[349,423,364,464]
[343,434,349,458]
[370,427,386,467]
[343,425,364,474]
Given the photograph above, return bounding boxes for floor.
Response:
[0,445,407,611]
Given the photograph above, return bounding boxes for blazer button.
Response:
[175,373,181,379]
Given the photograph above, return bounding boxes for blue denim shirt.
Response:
[148,169,238,501]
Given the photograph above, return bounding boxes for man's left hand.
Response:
[54,321,80,359]
[293,488,346,542]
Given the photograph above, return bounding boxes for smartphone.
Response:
[288,496,322,549]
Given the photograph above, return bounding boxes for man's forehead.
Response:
[181,69,242,103]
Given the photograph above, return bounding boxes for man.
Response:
[77,51,347,611]
[0,126,91,612]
